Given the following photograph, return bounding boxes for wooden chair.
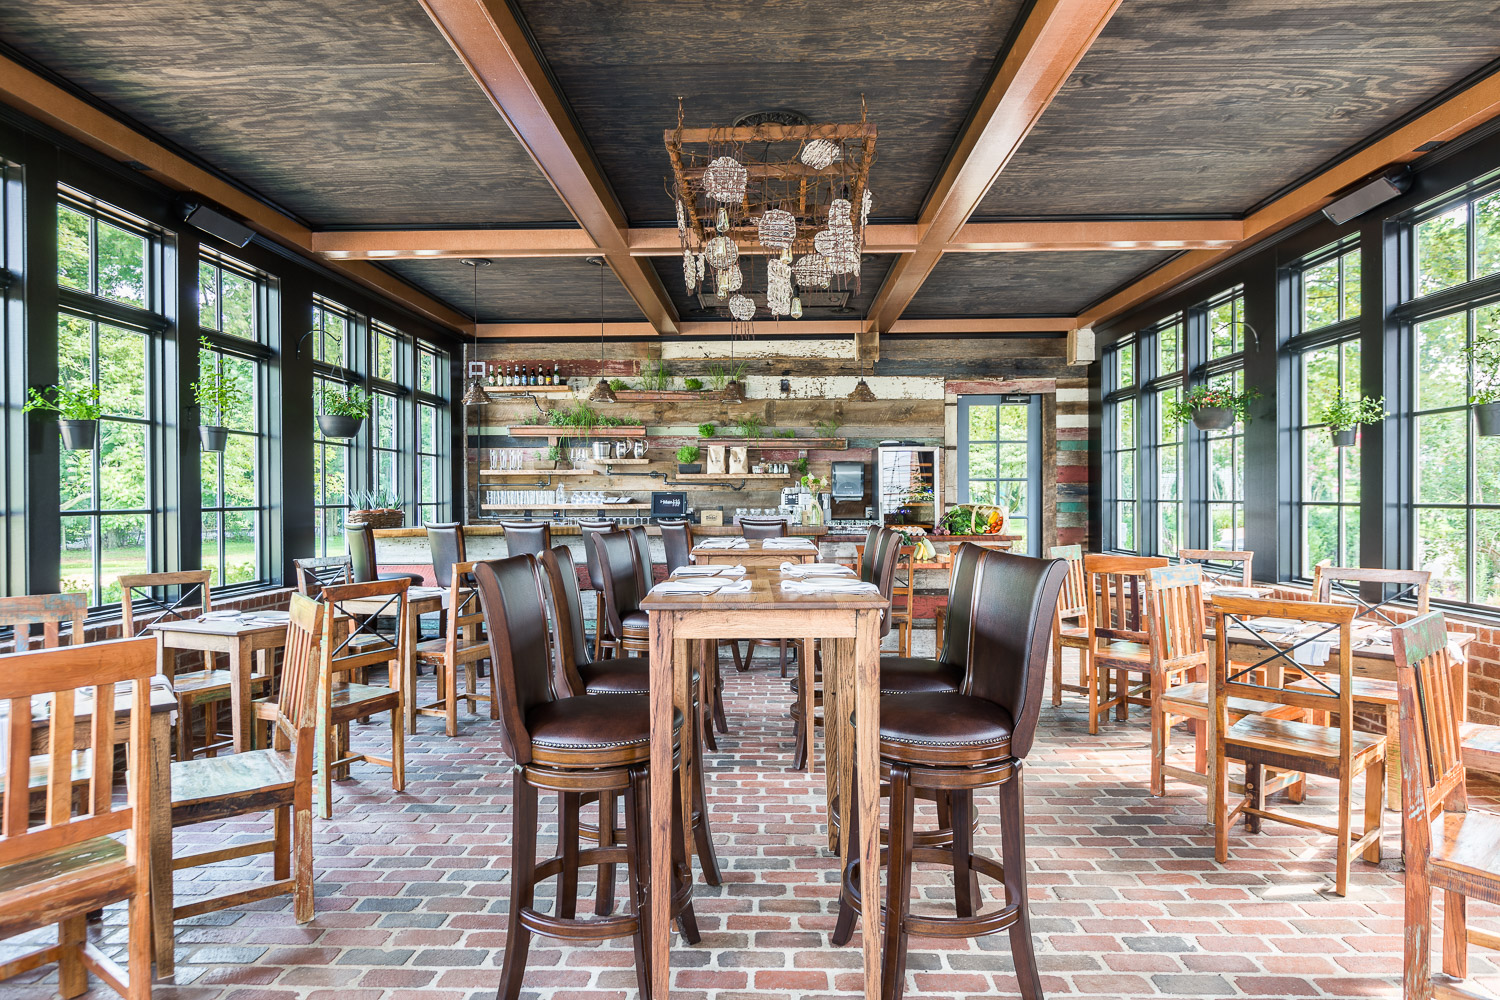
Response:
[1393,610,1500,1000]
[887,543,918,657]
[1209,595,1383,896]
[659,519,740,678]
[1178,548,1254,587]
[161,592,317,947]
[471,553,699,1000]
[313,579,409,819]
[1048,544,1088,707]
[0,593,86,651]
[414,561,495,736]
[120,569,254,760]
[739,518,794,675]
[293,556,352,598]
[1083,554,1169,734]
[0,636,155,1000]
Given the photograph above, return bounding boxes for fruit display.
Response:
[937,503,1009,536]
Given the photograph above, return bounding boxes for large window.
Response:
[198,252,272,588]
[1103,341,1138,551]
[56,193,162,605]
[1201,288,1247,550]
[957,395,1041,556]
[1149,315,1185,557]
[312,298,356,556]
[415,344,448,526]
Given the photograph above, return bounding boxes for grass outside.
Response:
[61,538,260,600]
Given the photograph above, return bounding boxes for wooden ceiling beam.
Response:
[418,0,678,334]
[862,0,1125,340]
[1078,69,1500,329]
[0,52,470,332]
[477,316,1073,339]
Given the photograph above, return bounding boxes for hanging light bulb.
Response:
[790,296,803,319]
[780,246,793,264]
[460,259,491,405]
[716,206,730,230]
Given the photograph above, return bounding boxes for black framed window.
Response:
[1102,340,1138,551]
[956,394,1042,555]
[415,343,448,525]
[1197,287,1247,550]
[312,298,357,556]
[1148,315,1185,557]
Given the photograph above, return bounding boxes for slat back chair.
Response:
[0,593,86,652]
[293,556,352,598]
[0,636,155,999]
[1178,548,1254,587]
[739,516,787,539]
[414,561,495,736]
[346,523,425,586]
[1209,595,1383,896]
[313,579,409,818]
[1082,554,1169,733]
[161,592,318,951]
[659,520,692,574]
[888,543,919,657]
[1048,544,1088,707]
[627,524,654,595]
[499,519,552,559]
[1391,610,1500,998]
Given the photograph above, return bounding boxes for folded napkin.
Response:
[780,578,880,595]
[651,580,726,595]
[712,578,753,595]
[762,537,816,549]
[1293,639,1331,667]
[1244,617,1302,634]
[780,561,856,577]
[674,565,729,577]
[696,537,743,549]
[1210,586,1263,598]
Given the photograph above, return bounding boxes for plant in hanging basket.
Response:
[1163,381,1261,430]
[1316,393,1386,447]
[347,488,404,529]
[24,383,102,451]
[192,336,242,451]
[1465,338,1500,436]
[317,384,371,438]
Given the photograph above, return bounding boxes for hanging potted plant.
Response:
[24,384,102,450]
[1164,381,1261,430]
[192,337,241,451]
[676,445,702,475]
[1316,393,1386,447]
[317,384,371,439]
[1465,338,1500,436]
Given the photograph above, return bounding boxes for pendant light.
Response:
[460,258,492,406]
[847,338,877,401]
[585,257,617,403]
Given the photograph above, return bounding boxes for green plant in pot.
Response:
[698,422,715,438]
[684,377,704,391]
[348,488,404,529]
[1317,393,1386,447]
[192,337,242,451]
[534,445,566,470]
[317,384,371,439]
[1466,338,1500,436]
[24,384,102,451]
[676,445,702,475]
[1164,381,1261,430]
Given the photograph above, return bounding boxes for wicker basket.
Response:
[347,507,404,530]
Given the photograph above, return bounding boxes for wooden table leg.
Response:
[405,602,419,734]
[823,638,843,856]
[853,608,882,1000]
[647,610,677,1000]
[148,706,174,978]
[230,636,252,753]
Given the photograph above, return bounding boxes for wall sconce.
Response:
[780,378,791,395]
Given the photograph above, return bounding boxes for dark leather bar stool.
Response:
[472,554,699,1000]
[346,522,425,586]
[580,519,619,659]
[659,519,738,716]
[832,547,1067,1000]
[538,545,722,886]
[596,529,650,656]
[425,521,467,589]
[498,519,552,559]
[737,517,793,675]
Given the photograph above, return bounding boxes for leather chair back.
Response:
[472,554,554,766]
[346,523,378,583]
[857,525,882,583]
[627,525,653,593]
[740,517,787,540]
[659,520,693,574]
[538,545,592,697]
[938,542,985,668]
[869,529,902,639]
[499,520,552,559]
[426,522,467,588]
[963,549,1068,758]
[594,529,644,638]
[579,519,615,591]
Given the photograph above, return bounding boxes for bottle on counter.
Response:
[552,363,561,385]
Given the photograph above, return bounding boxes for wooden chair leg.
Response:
[273,802,291,880]
[1000,767,1043,1000]
[883,765,915,1000]
[1405,851,1435,1000]
[1115,667,1129,721]
[319,717,335,820]
[595,791,617,917]
[1051,635,1063,707]
[390,698,406,793]
[778,639,788,679]
[126,889,151,1000]
[559,791,580,920]
[1443,890,1468,981]
[1363,758,1385,865]
[1212,742,1230,864]
[1334,768,1351,898]
[625,766,653,1000]
[710,652,727,733]
[294,781,315,923]
[444,660,458,737]
[498,768,537,1000]
[1149,682,1167,797]
[690,708,722,887]
[1086,652,1101,735]
[488,656,501,720]
[57,914,86,998]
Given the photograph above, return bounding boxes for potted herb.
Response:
[684,377,704,391]
[676,445,702,475]
[815,418,841,439]
[698,422,716,438]
[1317,394,1386,447]
[348,489,403,529]
[317,384,371,439]
[24,384,102,451]
[192,337,241,451]
[1164,381,1261,430]
[1466,339,1500,436]
[533,446,565,470]
[608,378,629,392]
[736,415,765,441]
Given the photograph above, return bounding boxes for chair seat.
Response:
[620,610,649,635]
[878,693,1014,767]
[330,682,400,721]
[1226,714,1384,762]
[878,656,963,696]
[1286,675,1398,706]
[0,836,134,937]
[1057,625,1088,647]
[414,636,446,661]
[1461,721,1500,773]
[1162,681,1286,717]
[1095,639,1151,664]
[1429,808,1500,886]
[171,748,296,812]
[578,657,652,696]
[527,694,681,767]
[173,668,234,697]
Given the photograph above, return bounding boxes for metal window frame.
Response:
[955,393,1042,556]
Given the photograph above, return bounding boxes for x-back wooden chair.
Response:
[1178,548,1254,587]
[414,561,495,736]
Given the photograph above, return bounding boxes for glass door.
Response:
[957,394,1042,556]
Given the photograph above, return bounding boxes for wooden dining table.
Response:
[690,536,820,567]
[641,565,887,1000]
[147,613,287,753]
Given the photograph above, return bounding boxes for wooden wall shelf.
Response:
[698,437,847,449]
[481,385,574,395]
[588,458,652,466]
[480,502,651,511]
[506,425,647,438]
[674,473,790,481]
[480,469,601,477]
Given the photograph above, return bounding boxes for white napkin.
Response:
[672,565,746,579]
[780,561,856,578]
[1293,640,1331,667]
[651,580,726,595]
[713,578,753,594]
[780,578,880,595]
[1245,617,1302,634]
[762,537,816,549]
[696,537,742,549]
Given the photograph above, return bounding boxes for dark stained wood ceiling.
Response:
[976,0,1500,218]
[0,0,569,227]
[903,250,1175,318]
[387,258,645,323]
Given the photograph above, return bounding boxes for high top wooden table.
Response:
[690,537,820,567]
[147,613,287,753]
[641,566,887,1000]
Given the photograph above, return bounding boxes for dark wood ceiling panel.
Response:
[902,251,1174,317]
[648,253,895,323]
[385,258,646,323]
[513,0,1026,225]
[977,0,1500,218]
[0,0,569,226]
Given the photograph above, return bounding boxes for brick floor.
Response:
[4,642,1500,1000]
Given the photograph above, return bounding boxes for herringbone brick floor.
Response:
[5,644,1499,1000]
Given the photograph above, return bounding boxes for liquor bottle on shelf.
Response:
[529,366,537,386]
[552,363,560,385]
[519,365,528,386]
[506,365,515,386]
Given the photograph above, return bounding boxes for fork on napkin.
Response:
[780,562,856,577]
[652,577,753,596]
[762,537,816,549]
[780,578,880,595]
[673,565,734,577]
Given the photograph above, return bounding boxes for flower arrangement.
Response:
[799,473,828,494]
